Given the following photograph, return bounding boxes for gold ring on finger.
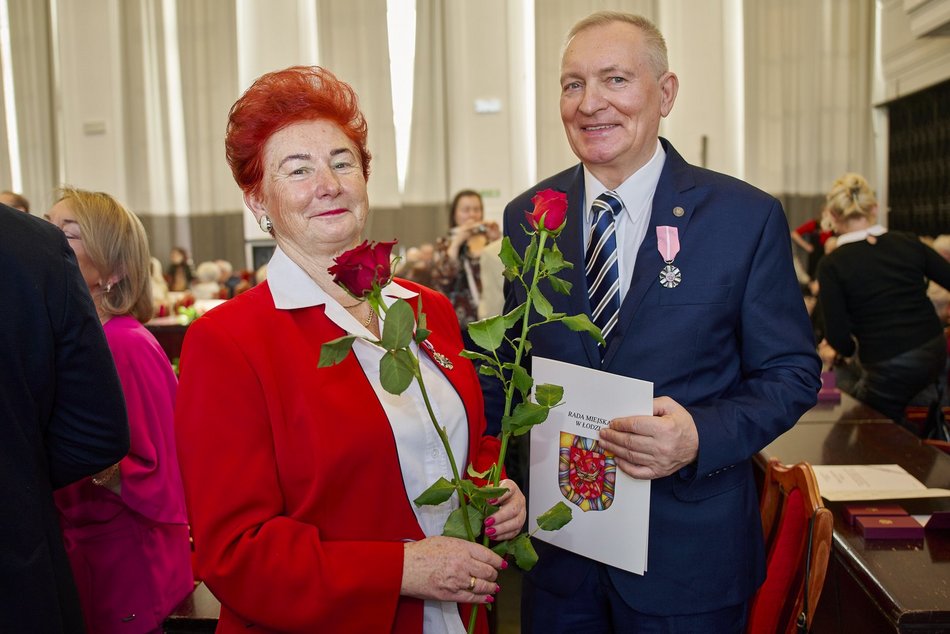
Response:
[468,576,476,591]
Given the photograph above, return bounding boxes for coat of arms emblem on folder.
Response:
[558,432,616,512]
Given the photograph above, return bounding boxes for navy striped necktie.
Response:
[585,191,623,354]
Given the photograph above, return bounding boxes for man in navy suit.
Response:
[0,205,129,632]
[484,11,821,633]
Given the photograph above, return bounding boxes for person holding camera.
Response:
[432,189,501,346]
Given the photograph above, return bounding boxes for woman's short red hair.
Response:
[225,65,372,196]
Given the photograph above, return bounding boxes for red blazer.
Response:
[175,279,498,633]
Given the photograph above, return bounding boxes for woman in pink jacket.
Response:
[49,187,192,633]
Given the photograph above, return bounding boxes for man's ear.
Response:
[659,71,679,118]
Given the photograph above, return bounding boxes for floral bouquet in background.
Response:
[318,189,602,633]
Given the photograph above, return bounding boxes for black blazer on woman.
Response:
[0,206,129,632]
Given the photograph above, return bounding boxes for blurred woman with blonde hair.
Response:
[46,187,192,633]
[817,173,950,435]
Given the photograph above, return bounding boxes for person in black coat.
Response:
[0,204,129,632]
[818,172,950,431]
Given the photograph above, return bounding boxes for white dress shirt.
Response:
[582,139,667,303]
[268,246,468,634]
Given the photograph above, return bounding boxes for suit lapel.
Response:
[603,139,699,366]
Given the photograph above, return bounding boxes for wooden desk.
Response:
[797,391,891,424]
[145,316,188,363]
[163,582,219,633]
[759,421,950,633]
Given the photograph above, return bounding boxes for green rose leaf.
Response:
[522,238,539,275]
[536,501,573,531]
[458,478,476,499]
[468,484,510,500]
[561,313,606,346]
[477,364,503,380]
[543,247,570,276]
[491,541,510,556]
[416,296,427,331]
[503,303,526,329]
[459,349,493,364]
[413,476,457,506]
[498,236,523,270]
[466,463,492,480]
[547,275,573,296]
[530,285,553,319]
[503,401,549,436]
[380,299,415,349]
[443,505,484,540]
[414,327,431,344]
[379,348,416,395]
[318,336,357,367]
[510,364,533,399]
[534,383,564,408]
[509,533,539,570]
[467,315,506,353]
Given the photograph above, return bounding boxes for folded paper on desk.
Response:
[811,464,950,501]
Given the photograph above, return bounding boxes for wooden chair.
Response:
[747,459,834,634]
[923,438,950,455]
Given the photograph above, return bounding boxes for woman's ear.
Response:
[244,190,266,223]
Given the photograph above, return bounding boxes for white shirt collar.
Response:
[267,246,417,337]
[583,139,666,221]
[836,223,887,247]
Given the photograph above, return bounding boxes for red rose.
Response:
[525,189,568,231]
[329,239,397,298]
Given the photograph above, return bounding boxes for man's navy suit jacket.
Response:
[483,139,821,615]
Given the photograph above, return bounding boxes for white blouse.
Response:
[268,247,468,633]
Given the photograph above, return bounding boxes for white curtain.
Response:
[5,0,55,212]
[534,0,658,181]
[743,0,875,222]
[176,0,240,216]
[402,0,447,208]
[118,0,242,265]
[318,0,400,210]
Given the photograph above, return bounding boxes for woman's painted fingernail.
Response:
[485,595,495,604]
[501,559,509,570]
[485,527,496,537]
[484,516,495,527]
[488,498,498,505]
[494,584,501,594]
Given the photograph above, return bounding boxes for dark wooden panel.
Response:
[888,78,950,237]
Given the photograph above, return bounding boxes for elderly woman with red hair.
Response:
[174,66,525,634]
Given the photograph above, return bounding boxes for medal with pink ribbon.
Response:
[656,226,682,288]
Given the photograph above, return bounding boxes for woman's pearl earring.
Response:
[259,214,273,234]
